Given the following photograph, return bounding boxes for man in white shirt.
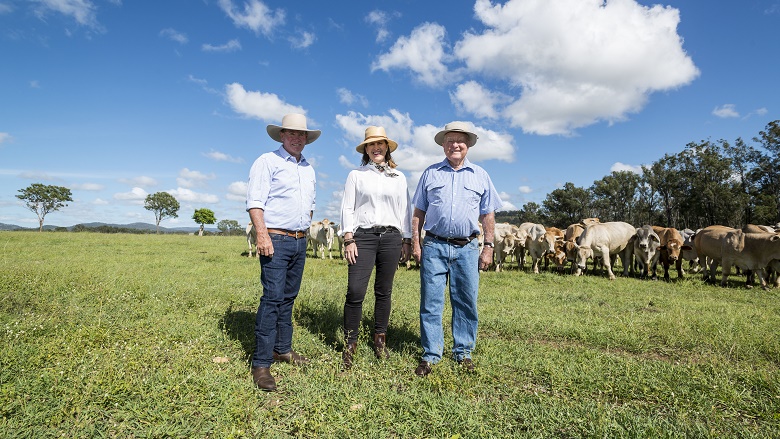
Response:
[246,113,320,391]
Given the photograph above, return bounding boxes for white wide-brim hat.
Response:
[434,121,478,147]
[267,113,321,144]
[356,126,398,153]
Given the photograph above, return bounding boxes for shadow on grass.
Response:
[295,296,420,355]
[219,296,422,361]
[218,302,255,362]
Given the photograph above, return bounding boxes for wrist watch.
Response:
[484,242,494,248]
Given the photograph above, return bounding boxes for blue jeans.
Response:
[419,235,480,364]
[251,234,307,368]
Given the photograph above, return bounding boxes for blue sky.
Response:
[1,0,778,229]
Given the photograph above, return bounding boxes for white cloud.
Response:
[338,155,355,169]
[498,200,518,212]
[225,83,307,122]
[226,181,247,202]
[204,150,243,163]
[450,80,509,120]
[365,9,400,43]
[290,30,315,49]
[114,187,148,203]
[217,0,284,36]
[177,168,216,188]
[202,39,241,52]
[119,176,157,188]
[92,198,109,205]
[0,3,13,14]
[337,88,368,107]
[0,132,11,144]
[335,111,516,191]
[70,182,104,191]
[450,0,700,135]
[755,107,768,116]
[168,188,219,204]
[30,80,40,88]
[160,28,188,44]
[372,22,453,87]
[712,104,739,118]
[611,162,643,174]
[518,185,532,194]
[33,0,101,29]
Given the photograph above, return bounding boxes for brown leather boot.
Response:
[251,367,277,392]
[373,333,390,359]
[342,342,357,370]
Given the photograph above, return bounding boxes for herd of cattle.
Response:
[246,219,780,290]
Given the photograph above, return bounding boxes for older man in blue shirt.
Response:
[411,121,502,377]
[246,113,320,392]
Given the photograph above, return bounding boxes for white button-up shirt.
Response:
[340,164,412,238]
[246,146,316,231]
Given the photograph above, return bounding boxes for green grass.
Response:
[1,231,779,438]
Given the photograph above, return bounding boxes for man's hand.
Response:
[479,247,493,271]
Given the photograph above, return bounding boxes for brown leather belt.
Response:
[267,228,307,239]
[426,232,478,247]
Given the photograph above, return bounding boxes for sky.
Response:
[1,0,779,229]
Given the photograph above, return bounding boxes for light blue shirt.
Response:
[412,158,502,238]
[246,146,316,231]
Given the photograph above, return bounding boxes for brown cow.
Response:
[652,226,690,281]
[693,225,737,283]
[721,230,780,290]
[543,226,565,270]
[562,223,586,274]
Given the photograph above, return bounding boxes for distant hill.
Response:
[0,222,218,233]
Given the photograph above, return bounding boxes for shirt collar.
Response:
[436,157,473,171]
[276,145,308,164]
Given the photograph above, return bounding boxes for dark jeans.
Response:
[251,234,307,368]
[343,228,403,344]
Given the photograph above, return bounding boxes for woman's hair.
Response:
[360,140,397,168]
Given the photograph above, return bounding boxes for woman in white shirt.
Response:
[340,126,412,370]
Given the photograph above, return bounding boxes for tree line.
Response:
[500,120,780,230]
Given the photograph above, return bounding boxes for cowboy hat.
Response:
[434,121,478,147]
[267,113,321,144]
[356,126,398,153]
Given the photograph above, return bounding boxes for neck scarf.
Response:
[373,162,398,177]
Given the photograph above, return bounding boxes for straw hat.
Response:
[355,126,398,153]
[267,113,321,144]
[434,121,478,147]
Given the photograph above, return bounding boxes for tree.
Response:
[217,219,243,235]
[642,154,681,228]
[749,120,780,224]
[542,183,593,228]
[590,171,641,223]
[16,183,73,232]
[144,192,180,234]
[192,208,217,236]
[518,202,543,224]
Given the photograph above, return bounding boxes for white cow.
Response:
[308,219,335,259]
[246,222,257,258]
[575,221,635,280]
[493,223,520,272]
[680,228,701,273]
[629,225,661,279]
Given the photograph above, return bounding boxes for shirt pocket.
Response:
[427,183,447,206]
[463,184,482,209]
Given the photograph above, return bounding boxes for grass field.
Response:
[1,231,779,438]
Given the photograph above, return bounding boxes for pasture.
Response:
[1,231,779,438]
